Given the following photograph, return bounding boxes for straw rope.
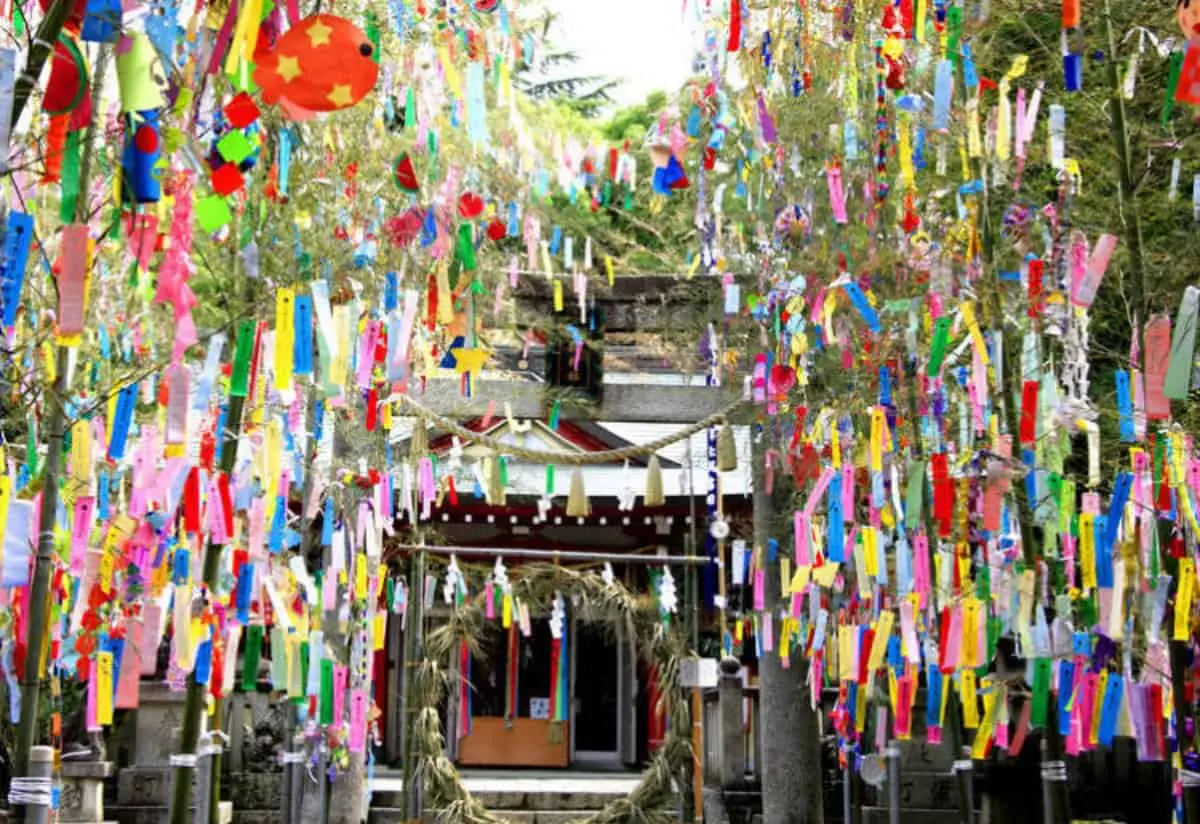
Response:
[392,392,745,465]
[415,564,692,824]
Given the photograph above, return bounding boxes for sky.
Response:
[545,0,701,108]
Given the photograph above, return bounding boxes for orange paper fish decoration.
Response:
[252,15,379,117]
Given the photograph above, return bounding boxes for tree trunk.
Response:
[327,753,367,824]
[754,435,824,824]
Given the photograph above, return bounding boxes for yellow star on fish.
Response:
[326,84,354,108]
[306,19,332,46]
[276,54,301,82]
[451,348,489,376]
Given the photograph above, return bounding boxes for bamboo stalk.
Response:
[13,44,108,812]
[167,395,246,824]
[11,0,71,130]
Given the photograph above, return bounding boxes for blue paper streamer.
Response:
[108,384,138,461]
[1116,370,1134,442]
[0,211,33,329]
[933,60,953,132]
[293,295,314,376]
[828,474,845,562]
[1058,660,1075,737]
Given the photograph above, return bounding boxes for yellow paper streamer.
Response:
[1079,512,1097,591]
[868,610,894,672]
[274,288,295,393]
[960,670,980,729]
[95,651,114,725]
[1176,559,1195,641]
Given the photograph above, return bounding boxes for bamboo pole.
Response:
[1101,3,1196,820]
[13,43,107,811]
[168,394,247,824]
[11,0,70,129]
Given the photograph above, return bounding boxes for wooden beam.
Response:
[510,275,720,334]
[406,378,735,424]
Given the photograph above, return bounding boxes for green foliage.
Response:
[601,91,671,143]
[974,0,1200,465]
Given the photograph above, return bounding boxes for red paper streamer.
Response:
[42,114,69,183]
[548,637,561,720]
[1019,381,1039,445]
[183,468,201,534]
[727,0,741,52]
[1027,259,1043,318]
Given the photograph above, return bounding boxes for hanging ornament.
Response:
[491,556,509,594]
[601,562,614,587]
[658,566,677,618]
[393,153,420,192]
[443,555,464,603]
[617,461,636,511]
[1180,0,1200,42]
[549,592,565,640]
[252,15,380,118]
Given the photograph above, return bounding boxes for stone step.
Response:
[108,801,233,824]
[857,771,960,810]
[231,812,283,824]
[400,811,607,824]
[860,807,961,824]
[372,776,647,812]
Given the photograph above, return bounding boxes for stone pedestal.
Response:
[109,682,188,824]
[59,760,115,823]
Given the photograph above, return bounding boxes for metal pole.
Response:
[405,548,426,821]
[956,748,975,824]
[288,732,304,824]
[397,553,416,818]
[317,742,329,824]
[280,710,294,824]
[886,741,900,824]
[842,750,853,824]
[1040,734,1055,824]
[680,436,699,824]
[391,544,713,565]
[194,745,212,824]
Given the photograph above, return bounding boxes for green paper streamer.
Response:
[927,316,952,376]
[270,627,288,690]
[545,465,555,496]
[1164,286,1199,399]
[230,319,256,397]
[457,223,477,271]
[904,459,925,530]
[947,7,962,65]
[292,641,308,704]
[365,11,381,64]
[60,129,82,223]
[1080,595,1097,628]
[320,660,334,725]
[405,86,416,129]
[499,456,508,485]
[1164,52,1184,127]
[25,413,37,476]
[242,625,263,691]
[549,400,561,430]
[1031,657,1052,727]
